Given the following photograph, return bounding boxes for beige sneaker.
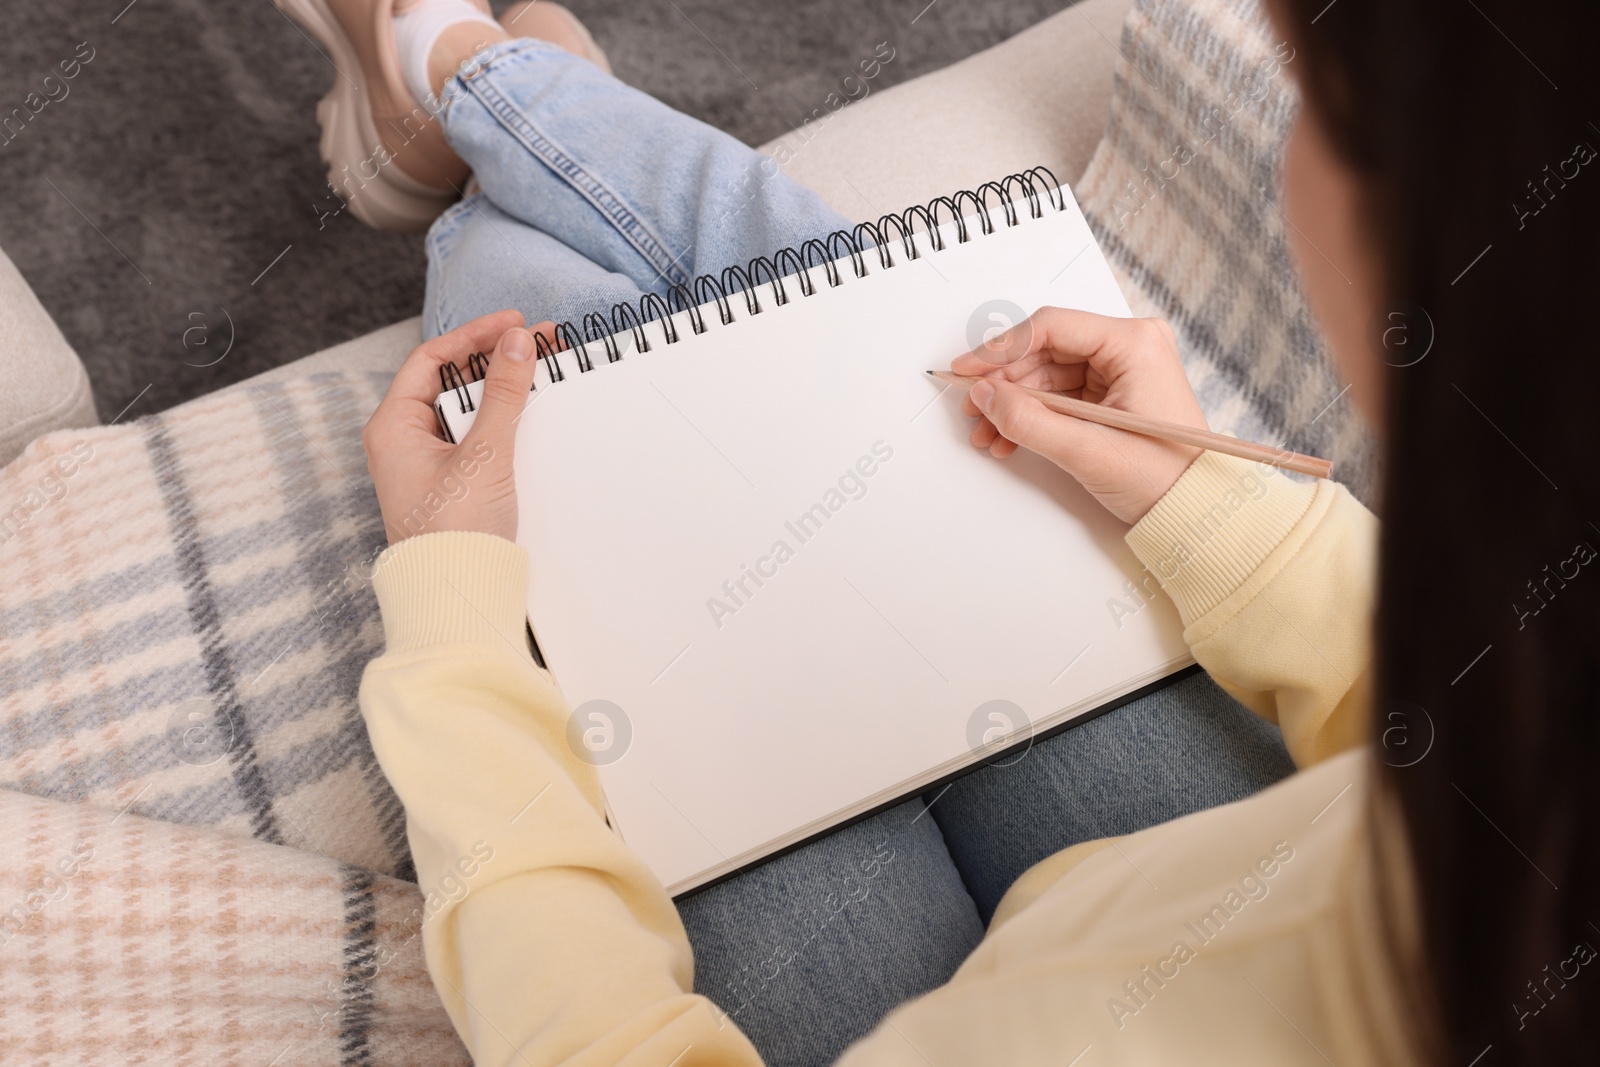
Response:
[498,1,612,75]
[274,0,494,231]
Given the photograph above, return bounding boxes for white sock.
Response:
[392,0,502,108]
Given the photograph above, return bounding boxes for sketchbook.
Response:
[434,170,1191,895]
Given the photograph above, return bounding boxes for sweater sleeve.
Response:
[357,531,763,1067]
[1124,452,1377,767]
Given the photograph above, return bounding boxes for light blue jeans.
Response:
[424,38,849,338]
[427,40,1297,1067]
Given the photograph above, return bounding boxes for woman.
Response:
[313,0,1598,1062]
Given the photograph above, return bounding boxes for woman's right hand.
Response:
[952,307,1208,525]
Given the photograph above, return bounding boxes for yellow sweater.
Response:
[359,452,1399,1066]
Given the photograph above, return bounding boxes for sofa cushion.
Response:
[240,316,426,389]
[762,0,1133,220]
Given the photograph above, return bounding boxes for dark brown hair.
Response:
[1273,0,1600,1061]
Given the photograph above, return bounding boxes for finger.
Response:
[960,361,1085,419]
[950,307,1140,377]
[968,377,1095,469]
[966,411,1015,456]
[975,417,1019,456]
[461,326,538,452]
[388,309,527,406]
[973,361,1088,394]
[969,415,1000,450]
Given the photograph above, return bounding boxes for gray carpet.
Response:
[0,0,1079,420]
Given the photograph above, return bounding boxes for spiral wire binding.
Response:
[438,168,1064,407]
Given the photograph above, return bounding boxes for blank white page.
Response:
[444,190,1191,894]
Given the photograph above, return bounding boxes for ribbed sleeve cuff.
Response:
[370,531,530,655]
[1125,452,1318,626]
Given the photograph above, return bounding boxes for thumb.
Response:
[463,326,538,450]
[969,378,1097,469]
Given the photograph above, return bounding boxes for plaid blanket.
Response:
[0,1,1370,1061]
[1076,0,1377,500]
[0,375,467,1063]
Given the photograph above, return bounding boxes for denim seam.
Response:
[459,57,689,287]
[425,197,483,336]
[423,229,444,336]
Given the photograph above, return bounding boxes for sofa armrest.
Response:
[0,246,98,466]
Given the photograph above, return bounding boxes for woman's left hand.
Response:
[363,310,550,545]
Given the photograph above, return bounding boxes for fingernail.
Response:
[970,380,996,411]
[503,328,533,362]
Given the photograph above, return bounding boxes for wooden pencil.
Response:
[927,370,1333,479]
